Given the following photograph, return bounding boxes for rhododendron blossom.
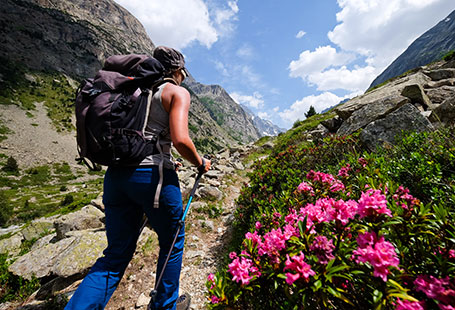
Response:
[414,275,455,305]
[297,181,314,195]
[357,189,391,218]
[310,235,335,264]
[338,164,351,178]
[394,298,424,310]
[210,295,220,304]
[393,186,419,209]
[353,231,399,281]
[258,228,288,262]
[327,199,358,225]
[228,256,257,285]
[284,252,315,285]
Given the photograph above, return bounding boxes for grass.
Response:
[0,159,103,227]
[0,58,77,133]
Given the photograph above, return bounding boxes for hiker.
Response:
[65,46,211,310]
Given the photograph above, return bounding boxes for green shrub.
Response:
[206,127,455,309]
[0,191,13,227]
[0,254,40,303]
[2,156,19,174]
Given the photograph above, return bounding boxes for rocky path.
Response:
[0,147,253,310]
[105,170,247,310]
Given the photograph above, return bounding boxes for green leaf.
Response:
[313,280,322,291]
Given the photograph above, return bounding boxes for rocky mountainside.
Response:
[370,9,455,89]
[1,0,155,77]
[300,57,455,150]
[240,104,285,136]
[0,0,276,169]
[184,76,261,143]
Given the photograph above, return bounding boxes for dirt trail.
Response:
[104,171,248,310]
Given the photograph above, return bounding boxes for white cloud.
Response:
[279,92,348,125]
[328,0,455,69]
[114,0,240,49]
[308,65,378,92]
[296,30,306,39]
[230,91,264,109]
[289,46,354,80]
[258,111,270,119]
[236,44,254,58]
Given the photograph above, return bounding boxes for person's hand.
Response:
[197,157,211,174]
[174,161,183,171]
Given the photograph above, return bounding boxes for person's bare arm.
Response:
[162,84,210,172]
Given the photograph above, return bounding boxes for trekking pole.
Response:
[149,170,204,305]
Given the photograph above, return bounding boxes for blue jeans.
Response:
[65,166,185,310]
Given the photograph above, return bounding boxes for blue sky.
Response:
[114,0,455,129]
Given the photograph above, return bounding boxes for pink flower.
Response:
[357,189,392,218]
[353,231,399,282]
[310,235,335,264]
[207,273,216,289]
[330,181,346,192]
[358,157,368,167]
[258,228,287,261]
[245,231,262,249]
[327,199,358,225]
[229,252,237,259]
[284,252,315,285]
[228,256,256,285]
[414,275,455,305]
[338,164,351,178]
[449,249,455,259]
[255,221,262,230]
[210,295,220,304]
[297,181,314,195]
[395,299,424,310]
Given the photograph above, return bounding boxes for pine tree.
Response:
[305,105,317,118]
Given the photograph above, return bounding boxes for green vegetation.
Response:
[442,50,455,61]
[274,112,336,152]
[0,58,76,132]
[0,160,103,227]
[200,97,226,126]
[0,254,40,303]
[207,126,455,309]
[0,121,11,143]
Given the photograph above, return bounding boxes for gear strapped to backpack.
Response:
[75,54,173,170]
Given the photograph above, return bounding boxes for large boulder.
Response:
[424,68,455,81]
[0,233,23,256]
[8,236,76,279]
[8,230,107,280]
[425,85,455,105]
[54,205,105,240]
[335,72,430,120]
[52,231,107,277]
[401,84,435,110]
[360,103,434,150]
[21,218,55,241]
[337,95,409,136]
[429,95,455,124]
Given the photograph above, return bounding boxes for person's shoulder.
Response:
[163,82,190,97]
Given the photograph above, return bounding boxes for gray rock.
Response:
[215,164,235,174]
[232,161,245,171]
[320,115,343,133]
[198,186,223,201]
[360,103,434,150]
[52,231,107,277]
[136,293,151,308]
[21,219,54,241]
[0,233,23,256]
[425,86,455,105]
[424,68,455,81]
[9,237,76,279]
[429,95,455,124]
[31,233,57,252]
[54,205,105,240]
[424,78,455,88]
[185,250,205,259]
[204,170,223,179]
[335,72,430,119]
[337,95,409,136]
[401,84,435,109]
[197,220,215,231]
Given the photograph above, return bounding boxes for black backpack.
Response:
[75,54,169,169]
